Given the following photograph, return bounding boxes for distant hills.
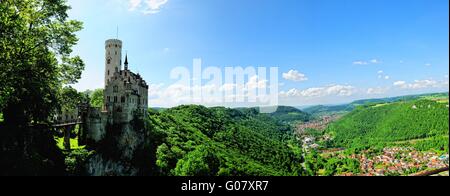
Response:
[236,106,313,124]
[303,92,449,117]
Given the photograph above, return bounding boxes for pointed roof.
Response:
[124,53,129,70]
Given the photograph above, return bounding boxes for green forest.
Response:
[326,99,449,152]
[0,0,448,176]
[146,105,305,176]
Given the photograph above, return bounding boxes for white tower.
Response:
[104,39,122,86]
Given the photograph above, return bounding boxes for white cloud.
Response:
[143,0,169,14]
[147,75,271,107]
[353,61,368,65]
[367,87,388,95]
[393,79,445,90]
[148,83,164,98]
[128,0,142,11]
[353,58,382,65]
[393,81,406,87]
[370,59,381,64]
[282,70,308,82]
[127,0,169,15]
[425,63,432,67]
[247,75,268,89]
[280,85,356,98]
[377,70,390,80]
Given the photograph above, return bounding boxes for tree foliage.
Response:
[326,99,449,149]
[0,0,84,125]
[147,105,305,176]
[89,89,104,108]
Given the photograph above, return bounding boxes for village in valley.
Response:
[295,105,449,176]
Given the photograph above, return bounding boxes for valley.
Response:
[293,92,449,176]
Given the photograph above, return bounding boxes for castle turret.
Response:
[105,39,122,86]
[124,53,129,70]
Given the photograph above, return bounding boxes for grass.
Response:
[436,99,449,104]
[392,136,449,145]
[372,103,390,108]
[55,136,85,151]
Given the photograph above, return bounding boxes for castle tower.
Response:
[104,39,123,86]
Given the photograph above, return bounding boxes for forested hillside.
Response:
[303,92,449,117]
[326,99,449,151]
[146,105,305,176]
[237,106,312,123]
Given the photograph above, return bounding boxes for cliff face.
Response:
[85,119,151,176]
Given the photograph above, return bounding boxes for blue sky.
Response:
[68,0,449,107]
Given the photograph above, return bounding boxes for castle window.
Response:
[113,85,118,93]
[108,70,110,75]
[107,96,110,102]
[115,51,117,55]
[114,96,117,103]
[121,96,125,103]
[107,58,111,64]
[115,67,118,73]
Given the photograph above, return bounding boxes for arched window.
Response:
[107,58,111,64]
[121,96,125,103]
[108,70,110,76]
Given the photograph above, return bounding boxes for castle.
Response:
[85,39,149,142]
[103,39,149,122]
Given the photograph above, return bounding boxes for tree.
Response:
[60,86,83,112]
[89,89,104,108]
[0,0,84,125]
[174,145,220,176]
